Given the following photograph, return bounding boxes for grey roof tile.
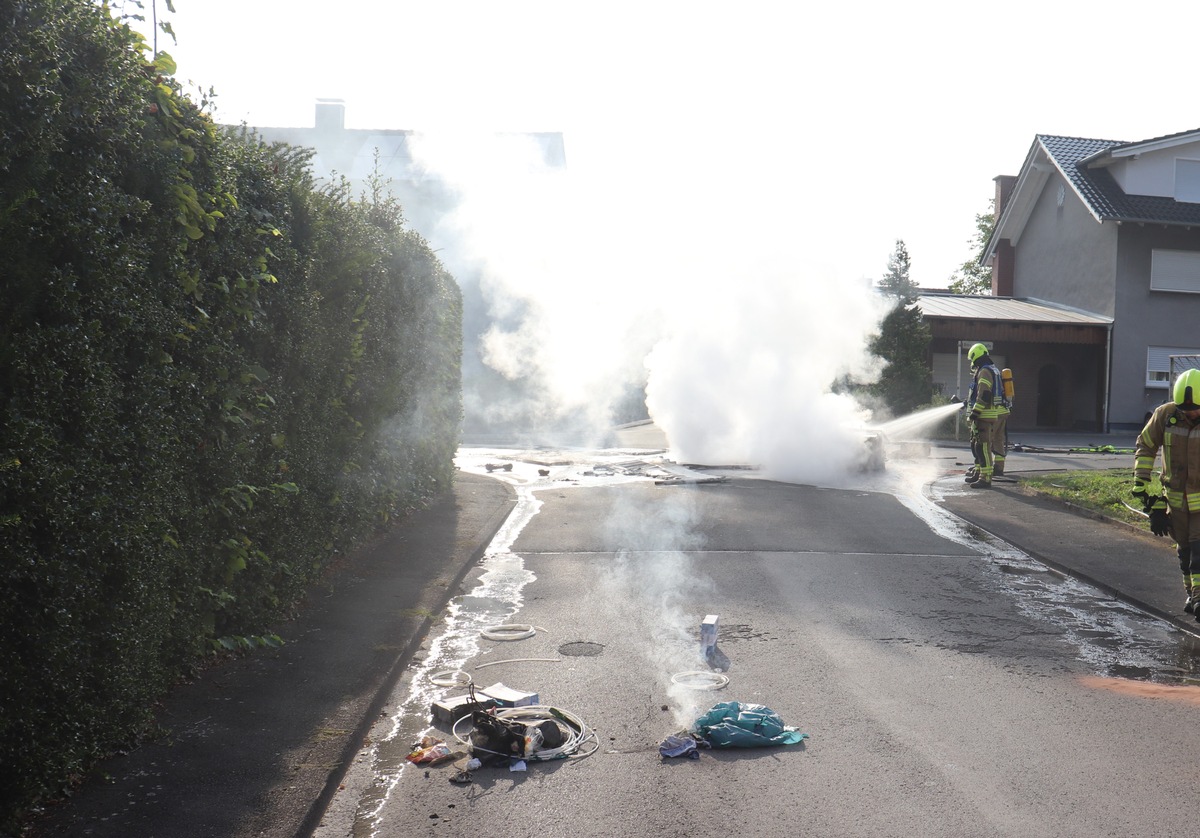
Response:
[1039,134,1200,226]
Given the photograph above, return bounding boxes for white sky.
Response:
[140,0,1200,290]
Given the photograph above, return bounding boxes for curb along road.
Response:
[32,471,517,838]
[934,457,1198,641]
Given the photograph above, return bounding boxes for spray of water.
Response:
[869,402,962,440]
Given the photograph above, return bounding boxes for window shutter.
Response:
[1151,249,1200,293]
[1147,346,1200,387]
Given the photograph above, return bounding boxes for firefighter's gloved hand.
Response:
[1132,479,1155,511]
[1149,508,1172,538]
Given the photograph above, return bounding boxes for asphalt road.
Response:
[318,444,1200,838]
[33,426,1200,838]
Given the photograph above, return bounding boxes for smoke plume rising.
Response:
[409,132,895,481]
[596,489,715,728]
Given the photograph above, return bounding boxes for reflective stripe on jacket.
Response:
[970,364,1002,419]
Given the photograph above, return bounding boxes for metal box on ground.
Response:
[431,693,498,724]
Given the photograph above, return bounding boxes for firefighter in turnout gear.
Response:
[1135,368,1200,618]
[964,343,1003,489]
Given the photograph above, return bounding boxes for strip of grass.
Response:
[1017,468,1163,532]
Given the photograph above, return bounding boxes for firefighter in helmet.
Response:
[964,343,1002,489]
[1134,368,1200,618]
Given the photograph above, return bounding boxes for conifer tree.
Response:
[871,240,933,415]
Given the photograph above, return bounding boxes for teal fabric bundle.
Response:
[692,701,809,748]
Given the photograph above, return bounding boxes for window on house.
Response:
[1147,346,1200,388]
[1176,159,1200,204]
[1150,249,1200,293]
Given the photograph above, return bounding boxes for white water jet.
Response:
[870,402,963,440]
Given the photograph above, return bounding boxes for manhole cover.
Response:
[558,641,605,657]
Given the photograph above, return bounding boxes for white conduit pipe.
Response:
[474,658,561,670]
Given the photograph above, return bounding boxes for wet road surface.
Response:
[315,448,1200,838]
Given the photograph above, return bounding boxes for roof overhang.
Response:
[917,293,1111,346]
[983,142,1053,262]
[1085,128,1200,166]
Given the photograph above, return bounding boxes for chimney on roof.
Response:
[315,98,345,133]
[994,174,1017,218]
[990,175,1018,297]
[991,239,1014,297]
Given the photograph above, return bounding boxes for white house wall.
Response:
[1014,171,1117,315]
[1107,139,1200,197]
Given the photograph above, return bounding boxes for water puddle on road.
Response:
[900,472,1200,689]
[332,448,676,838]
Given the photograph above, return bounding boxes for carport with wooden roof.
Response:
[916,292,1113,432]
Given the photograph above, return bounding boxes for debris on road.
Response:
[670,670,729,690]
[473,657,562,670]
[405,736,462,766]
[477,682,539,707]
[450,700,598,769]
[431,692,498,724]
[429,669,472,688]
[691,701,809,748]
[480,623,538,641]
[659,733,709,759]
[700,614,719,657]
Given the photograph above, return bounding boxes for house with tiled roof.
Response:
[919,128,1200,433]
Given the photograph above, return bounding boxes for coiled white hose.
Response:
[480,624,538,641]
[670,670,730,690]
[428,670,472,688]
[452,704,598,762]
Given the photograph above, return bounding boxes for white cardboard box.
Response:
[701,614,719,652]
[479,682,539,707]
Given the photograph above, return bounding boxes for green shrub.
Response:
[0,1,461,826]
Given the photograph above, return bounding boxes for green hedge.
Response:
[0,1,461,826]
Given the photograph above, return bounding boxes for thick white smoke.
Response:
[408,132,894,482]
[408,132,660,440]
[644,270,892,483]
